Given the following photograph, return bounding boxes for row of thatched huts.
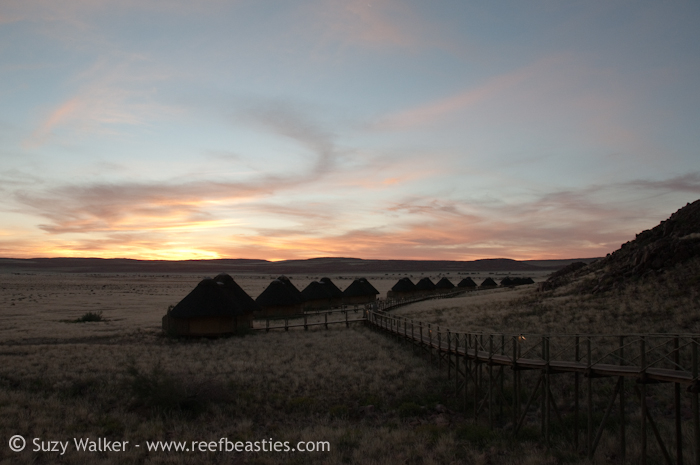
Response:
[163,274,380,336]
[163,273,535,337]
[385,276,520,299]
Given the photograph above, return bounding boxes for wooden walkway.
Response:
[249,288,700,463]
[365,302,700,465]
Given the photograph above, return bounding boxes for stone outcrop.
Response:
[541,199,700,293]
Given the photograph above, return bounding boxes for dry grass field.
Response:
[393,260,700,336]
[1,265,697,464]
[1,271,557,465]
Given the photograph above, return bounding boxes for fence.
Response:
[252,288,468,332]
[366,309,700,464]
[252,307,366,331]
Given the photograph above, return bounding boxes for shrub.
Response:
[75,311,104,322]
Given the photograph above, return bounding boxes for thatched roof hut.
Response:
[415,277,437,296]
[277,275,304,301]
[319,277,343,306]
[255,277,305,317]
[301,280,338,310]
[343,277,379,305]
[387,277,416,300]
[162,273,258,337]
[457,277,477,289]
[500,276,535,287]
[435,277,455,293]
[480,277,498,288]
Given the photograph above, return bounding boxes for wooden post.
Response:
[474,334,479,423]
[673,336,682,465]
[411,320,415,354]
[285,318,288,331]
[542,336,546,438]
[420,323,424,360]
[641,336,647,465]
[304,314,308,331]
[693,337,699,465]
[489,335,494,429]
[574,335,579,451]
[448,331,452,379]
[500,334,505,422]
[545,336,550,445]
[513,335,518,432]
[345,310,348,328]
[438,327,442,370]
[429,324,433,364]
[266,318,270,332]
[587,337,592,460]
[324,312,328,330]
[455,333,460,395]
[466,333,470,413]
[619,335,626,462]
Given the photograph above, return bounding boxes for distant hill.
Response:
[0,256,591,275]
[542,199,700,293]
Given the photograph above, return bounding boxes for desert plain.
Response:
[0,262,698,464]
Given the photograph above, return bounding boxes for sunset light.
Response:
[1,1,699,261]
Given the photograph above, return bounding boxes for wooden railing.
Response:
[252,288,469,331]
[366,308,700,464]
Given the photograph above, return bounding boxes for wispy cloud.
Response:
[7,171,699,260]
[373,61,541,131]
[14,99,350,235]
[24,53,178,148]
[234,100,341,178]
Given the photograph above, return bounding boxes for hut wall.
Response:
[255,304,304,318]
[163,314,253,337]
[414,290,436,298]
[303,299,332,310]
[387,290,416,300]
[343,295,376,305]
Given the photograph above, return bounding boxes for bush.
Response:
[74,311,104,323]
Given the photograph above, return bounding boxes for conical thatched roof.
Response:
[500,276,535,286]
[500,277,513,286]
[276,275,304,302]
[435,277,455,290]
[415,277,436,291]
[301,281,334,301]
[169,275,259,319]
[319,277,343,298]
[256,278,305,307]
[458,277,477,288]
[480,277,498,287]
[359,277,379,295]
[343,278,379,297]
[391,277,416,292]
[213,273,260,311]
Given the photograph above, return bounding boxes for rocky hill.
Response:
[542,199,700,293]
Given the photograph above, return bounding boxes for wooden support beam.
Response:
[693,337,699,465]
[674,336,682,465]
[641,336,647,465]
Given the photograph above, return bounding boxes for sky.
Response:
[1,0,699,261]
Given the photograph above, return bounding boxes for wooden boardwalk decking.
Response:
[364,299,700,465]
[249,289,700,463]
